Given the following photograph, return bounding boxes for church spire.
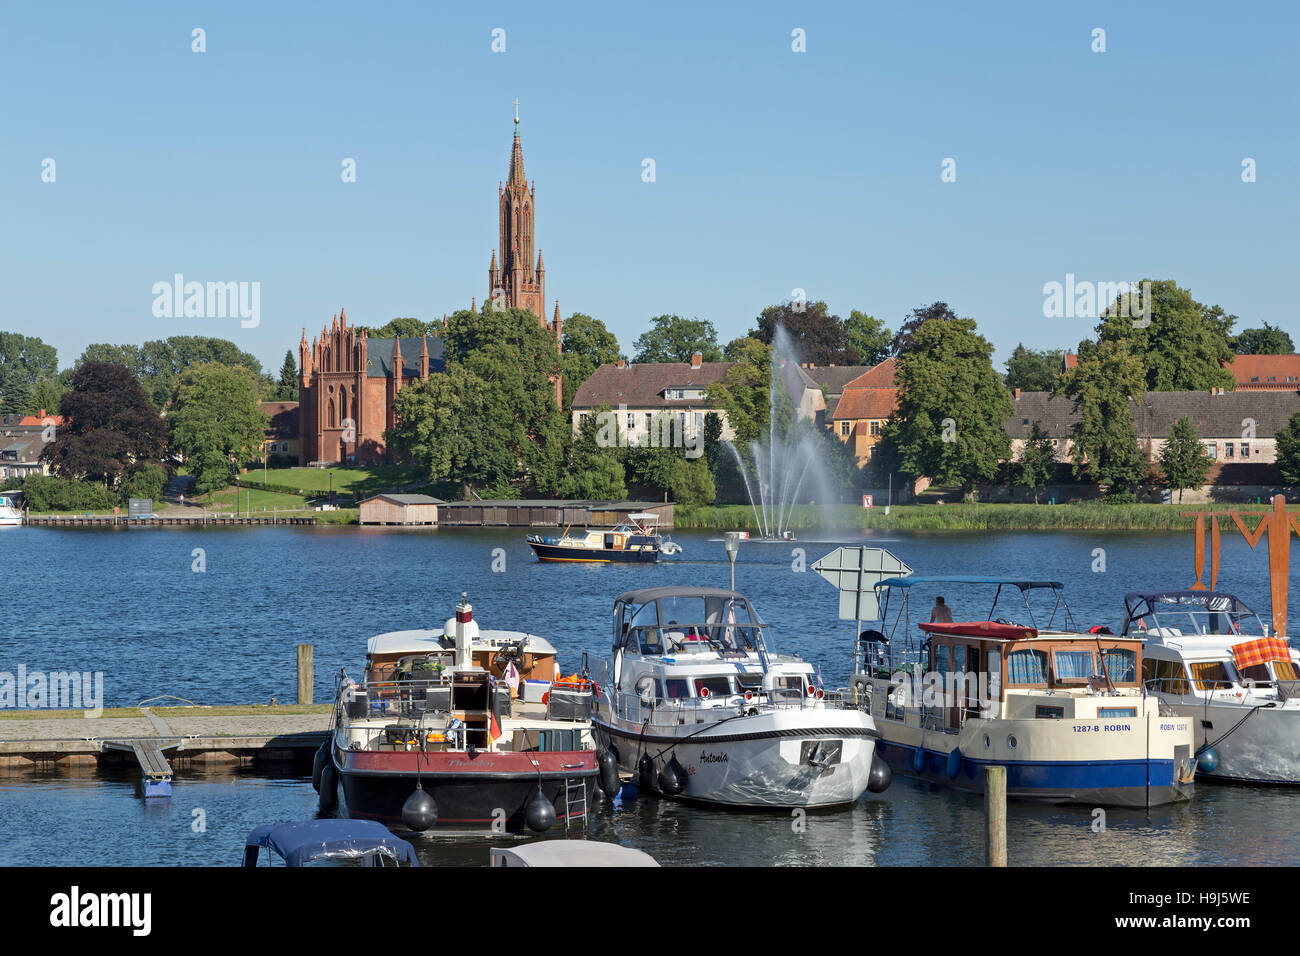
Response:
[508,98,526,187]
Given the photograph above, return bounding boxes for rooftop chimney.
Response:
[690,351,702,369]
[1013,388,1021,399]
[616,359,627,369]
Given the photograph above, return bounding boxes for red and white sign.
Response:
[862,495,873,509]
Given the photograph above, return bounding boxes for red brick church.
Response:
[297,108,562,465]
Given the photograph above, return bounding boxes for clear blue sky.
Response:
[3,0,1297,375]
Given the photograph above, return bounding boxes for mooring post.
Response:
[985,765,1007,866]
[297,644,314,705]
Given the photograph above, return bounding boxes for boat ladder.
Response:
[562,776,588,834]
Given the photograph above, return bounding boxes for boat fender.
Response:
[318,763,338,811]
[1196,746,1220,774]
[401,783,438,831]
[912,748,927,775]
[658,754,686,796]
[597,748,621,799]
[946,748,962,780]
[311,741,329,793]
[867,753,892,793]
[637,753,657,791]
[525,787,557,832]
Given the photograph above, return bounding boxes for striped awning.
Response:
[1231,637,1293,669]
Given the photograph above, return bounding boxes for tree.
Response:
[0,332,59,388]
[845,311,892,366]
[632,314,722,364]
[29,377,62,415]
[1095,280,1235,392]
[1004,344,1063,392]
[1273,412,1300,486]
[167,363,269,495]
[1158,416,1212,502]
[890,302,959,356]
[0,367,32,415]
[368,317,440,339]
[138,336,266,406]
[706,338,772,444]
[885,316,1012,495]
[752,300,859,366]
[1056,339,1148,496]
[560,312,621,409]
[45,362,167,486]
[1232,322,1295,355]
[275,351,299,401]
[557,412,626,499]
[1016,421,1056,503]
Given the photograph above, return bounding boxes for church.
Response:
[297,108,563,466]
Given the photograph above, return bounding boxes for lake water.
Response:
[1,524,1297,866]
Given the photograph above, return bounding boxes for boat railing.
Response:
[606,686,841,727]
[338,677,467,720]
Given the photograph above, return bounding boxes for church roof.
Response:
[365,336,446,378]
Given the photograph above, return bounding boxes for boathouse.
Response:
[358,494,444,526]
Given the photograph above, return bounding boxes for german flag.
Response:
[488,713,502,743]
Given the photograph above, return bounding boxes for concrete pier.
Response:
[0,709,330,773]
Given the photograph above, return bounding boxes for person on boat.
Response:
[930,597,953,623]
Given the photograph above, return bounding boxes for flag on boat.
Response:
[503,661,520,693]
[815,665,825,690]
[723,600,736,648]
[488,712,502,743]
[1231,637,1293,669]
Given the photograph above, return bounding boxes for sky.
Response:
[3,1,1297,376]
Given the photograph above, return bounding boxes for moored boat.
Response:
[858,576,1197,808]
[0,493,22,527]
[325,593,600,834]
[592,585,891,808]
[526,513,681,563]
[1123,589,1300,785]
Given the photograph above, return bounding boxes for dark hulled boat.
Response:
[526,513,681,563]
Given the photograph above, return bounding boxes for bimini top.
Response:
[615,586,747,605]
[876,576,1064,590]
[242,820,418,867]
[1123,590,1253,615]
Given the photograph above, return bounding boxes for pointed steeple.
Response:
[471,296,477,312]
[419,334,430,379]
[508,100,526,187]
[536,249,544,274]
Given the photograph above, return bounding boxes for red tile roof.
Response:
[843,357,897,389]
[1226,354,1300,390]
[572,361,734,409]
[833,386,898,421]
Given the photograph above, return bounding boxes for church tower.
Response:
[490,102,546,320]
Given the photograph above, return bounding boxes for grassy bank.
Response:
[673,502,1296,532]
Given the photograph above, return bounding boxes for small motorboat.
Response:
[527,513,681,563]
[859,575,1197,808]
[0,493,22,527]
[592,585,891,808]
[242,819,418,867]
[1123,589,1300,785]
[324,593,601,835]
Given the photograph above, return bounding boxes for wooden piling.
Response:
[985,765,1007,866]
[297,644,314,705]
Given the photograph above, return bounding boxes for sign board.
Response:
[811,546,911,622]
[128,498,153,518]
[862,494,873,509]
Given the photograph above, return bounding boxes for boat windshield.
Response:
[1123,592,1267,639]
[619,595,762,654]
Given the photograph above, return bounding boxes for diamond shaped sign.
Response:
[811,546,912,621]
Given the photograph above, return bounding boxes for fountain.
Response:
[725,325,838,539]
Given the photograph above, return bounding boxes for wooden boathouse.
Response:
[358,493,444,526]
[437,499,674,529]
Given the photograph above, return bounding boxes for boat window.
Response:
[1098,708,1137,718]
[1143,658,1191,695]
[1053,650,1095,681]
[934,644,950,674]
[1274,661,1300,681]
[734,673,763,690]
[660,678,690,700]
[630,601,659,630]
[1100,648,1137,683]
[1035,706,1064,719]
[1007,648,1048,684]
[638,629,664,655]
[1189,661,1231,691]
[1238,663,1272,685]
[694,677,732,699]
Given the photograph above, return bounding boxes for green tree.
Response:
[275,350,299,401]
[557,411,626,499]
[706,338,772,444]
[1004,344,1063,392]
[29,377,62,415]
[891,302,959,356]
[845,311,892,366]
[0,367,33,415]
[368,317,439,339]
[885,316,1012,495]
[45,362,167,486]
[632,314,722,364]
[1158,416,1212,502]
[1232,322,1295,355]
[167,363,268,494]
[560,312,621,409]
[1056,339,1148,496]
[122,463,167,503]
[752,300,859,365]
[1095,280,1235,391]
[1273,412,1300,486]
[138,336,266,407]
[1016,421,1056,503]
[0,333,59,392]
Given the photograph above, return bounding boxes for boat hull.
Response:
[1159,698,1300,785]
[873,715,1195,808]
[593,708,879,808]
[527,541,658,563]
[333,745,599,833]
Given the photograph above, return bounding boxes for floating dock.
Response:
[23,514,317,527]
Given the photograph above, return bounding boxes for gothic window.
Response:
[327,386,336,428]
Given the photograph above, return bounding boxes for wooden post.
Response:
[297,644,314,705]
[985,765,1007,867]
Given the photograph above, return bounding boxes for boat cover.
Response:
[243,819,418,867]
[918,621,1038,640]
[1231,637,1294,669]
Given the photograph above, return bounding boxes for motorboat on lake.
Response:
[1122,589,1300,785]
[0,493,22,526]
[322,593,600,835]
[591,585,891,808]
[526,513,681,563]
[857,576,1196,808]
[242,819,418,867]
